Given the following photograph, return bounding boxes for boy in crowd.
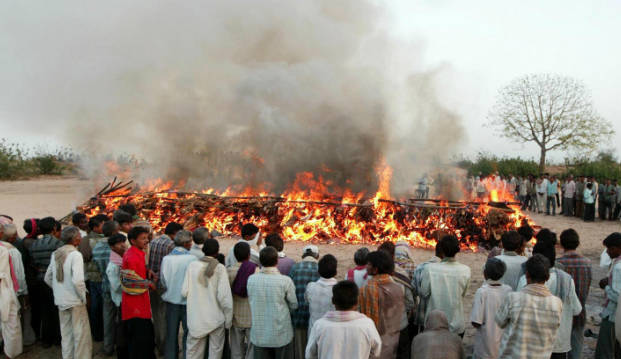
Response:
[94,220,119,355]
[420,235,471,336]
[470,258,512,359]
[595,232,621,358]
[160,230,198,359]
[227,241,258,359]
[306,254,338,329]
[71,213,88,238]
[306,280,381,359]
[496,254,562,358]
[265,233,295,276]
[226,224,263,267]
[248,247,298,359]
[44,226,92,359]
[113,210,133,238]
[494,231,528,290]
[121,226,155,359]
[346,247,369,288]
[557,229,592,359]
[182,238,233,359]
[358,250,404,359]
[288,245,320,359]
[105,233,128,358]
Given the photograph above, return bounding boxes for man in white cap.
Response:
[288,244,320,359]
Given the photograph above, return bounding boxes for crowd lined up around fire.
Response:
[460,173,621,221]
[0,205,619,359]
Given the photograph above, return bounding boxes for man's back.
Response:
[495,252,527,290]
[305,312,381,359]
[30,234,62,280]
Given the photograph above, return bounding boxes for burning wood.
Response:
[71,178,534,251]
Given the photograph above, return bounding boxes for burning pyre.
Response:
[75,170,533,251]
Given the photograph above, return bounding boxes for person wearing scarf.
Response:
[227,241,258,359]
[346,247,369,288]
[496,254,562,359]
[0,244,22,358]
[182,238,232,359]
[306,280,381,359]
[43,226,91,359]
[358,251,404,359]
[159,230,198,359]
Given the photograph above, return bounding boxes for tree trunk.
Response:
[539,147,546,174]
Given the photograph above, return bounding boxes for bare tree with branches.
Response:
[488,74,614,173]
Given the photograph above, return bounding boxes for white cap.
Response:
[303,244,319,256]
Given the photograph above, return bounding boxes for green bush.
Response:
[457,152,540,177]
[0,139,70,179]
[566,151,621,181]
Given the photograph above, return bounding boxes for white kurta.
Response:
[0,246,22,358]
[305,313,381,359]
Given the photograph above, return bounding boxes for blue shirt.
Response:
[547,181,559,196]
[160,247,197,305]
[288,257,319,328]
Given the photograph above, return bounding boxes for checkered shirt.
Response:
[147,234,174,276]
[557,251,592,326]
[288,257,319,328]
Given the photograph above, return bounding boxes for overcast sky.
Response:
[0,0,619,163]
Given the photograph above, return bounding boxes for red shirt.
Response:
[121,246,151,320]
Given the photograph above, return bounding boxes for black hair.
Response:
[217,253,225,265]
[54,221,62,232]
[107,233,127,247]
[318,254,337,278]
[484,258,507,281]
[367,250,394,274]
[265,233,284,252]
[202,238,220,257]
[501,231,523,252]
[102,220,119,237]
[525,254,551,283]
[378,241,395,257]
[517,225,534,243]
[533,238,556,268]
[113,210,133,225]
[438,235,460,258]
[164,222,183,236]
[332,280,359,310]
[72,213,87,226]
[39,217,56,235]
[259,246,278,267]
[88,216,106,231]
[604,233,621,248]
[354,247,369,266]
[23,218,39,236]
[233,241,251,262]
[127,226,149,241]
[560,229,580,250]
[241,223,259,238]
[536,228,557,247]
[119,203,137,217]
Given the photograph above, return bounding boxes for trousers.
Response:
[87,281,104,341]
[38,281,61,345]
[230,326,254,359]
[150,291,167,355]
[253,342,294,359]
[595,318,621,359]
[102,291,117,354]
[293,328,307,359]
[187,326,226,359]
[568,324,584,359]
[165,302,188,359]
[59,305,92,359]
[124,318,156,359]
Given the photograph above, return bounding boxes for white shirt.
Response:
[225,238,262,268]
[517,269,582,353]
[470,281,512,359]
[160,248,198,305]
[495,252,528,291]
[305,312,381,359]
[106,262,122,307]
[182,261,233,338]
[3,245,27,295]
[189,243,204,259]
[44,249,87,310]
[305,277,337,330]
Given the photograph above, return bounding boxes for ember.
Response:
[75,171,533,251]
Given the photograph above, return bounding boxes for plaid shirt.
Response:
[358,274,392,326]
[147,234,174,277]
[556,251,592,326]
[289,257,319,328]
[92,240,111,292]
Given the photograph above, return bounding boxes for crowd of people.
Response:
[0,206,618,358]
[467,173,621,222]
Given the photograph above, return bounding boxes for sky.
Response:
[0,0,620,163]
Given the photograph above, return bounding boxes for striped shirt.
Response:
[29,234,63,281]
[247,267,298,348]
[495,284,562,359]
[289,257,319,328]
[556,251,592,326]
[147,234,175,278]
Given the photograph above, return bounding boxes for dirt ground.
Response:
[1,177,619,358]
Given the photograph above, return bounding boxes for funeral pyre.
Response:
[73,171,533,251]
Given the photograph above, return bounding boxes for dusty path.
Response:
[0,177,619,357]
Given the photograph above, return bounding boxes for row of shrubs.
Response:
[0,140,76,179]
[456,151,621,180]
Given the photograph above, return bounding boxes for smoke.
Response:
[1,0,465,195]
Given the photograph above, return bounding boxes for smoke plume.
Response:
[2,0,466,196]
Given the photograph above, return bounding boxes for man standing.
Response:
[248,247,298,359]
[606,180,617,221]
[160,230,198,359]
[557,229,592,359]
[0,242,23,358]
[547,176,559,216]
[598,179,608,220]
[93,220,118,355]
[226,224,263,267]
[496,254,562,359]
[305,254,338,330]
[420,235,471,336]
[82,215,108,343]
[121,226,155,359]
[147,221,182,354]
[359,250,404,359]
[595,233,621,358]
[411,239,443,334]
[536,176,547,214]
[564,175,576,217]
[44,226,92,359]
[575,176,585,219]
[189,227,210,259]
[494,231,528,290]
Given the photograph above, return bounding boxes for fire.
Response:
[81,167,533,251]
